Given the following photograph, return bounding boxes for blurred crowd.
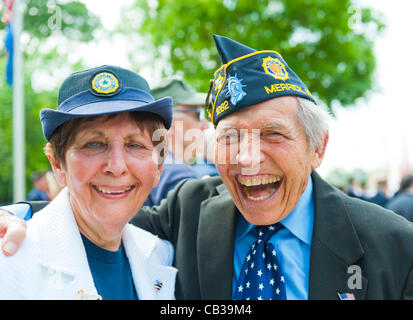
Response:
[344,174,413,222]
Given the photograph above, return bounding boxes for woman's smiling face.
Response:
[50,112,162,234]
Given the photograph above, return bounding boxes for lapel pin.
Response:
[338,292,355,300]
[154,280,163,292]
[77,289,102,300]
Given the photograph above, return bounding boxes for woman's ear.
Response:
[152,162,164,188]
[46,144,67,187]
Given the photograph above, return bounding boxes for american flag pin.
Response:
[338,292,355,300]
[154,280,163,291]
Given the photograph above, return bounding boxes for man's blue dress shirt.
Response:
[232,176,314,300]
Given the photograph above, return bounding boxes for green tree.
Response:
[124,0,384,112]
[0,0,101,204]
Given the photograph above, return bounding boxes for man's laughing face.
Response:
[215,96,326,225]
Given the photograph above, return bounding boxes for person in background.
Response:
[386,175,413,222]
[368,179,389,207]
[27,171,49,201]
[347,177,367,201]
[0,65,177,300]
[152,77,219,178]
[142,77,211,207]
[143,155,199,206]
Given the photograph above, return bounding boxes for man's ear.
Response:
[311,131,329,170]
[47,149,67,187]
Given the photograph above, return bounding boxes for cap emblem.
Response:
[262,56,289,81]
[214,73,225,92]
[226,74,246,106]
[91,72,120,95]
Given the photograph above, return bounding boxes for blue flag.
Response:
[4,23,13,86]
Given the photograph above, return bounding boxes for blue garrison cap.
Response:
[40,65,173,141]
[207,35,316,126]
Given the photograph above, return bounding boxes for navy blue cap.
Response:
[40,65,173,141]
[207,35,316,126]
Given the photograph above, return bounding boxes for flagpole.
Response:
[12,0,25,202]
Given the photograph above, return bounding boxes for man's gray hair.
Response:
[296,97,331,152]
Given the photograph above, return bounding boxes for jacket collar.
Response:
[34,187,176,300]
[34,188,98,298]
[308,171,367,300]
[122,224,177,300]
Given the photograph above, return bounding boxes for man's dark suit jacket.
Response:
[26,171,413,300]
[132,171,413,300]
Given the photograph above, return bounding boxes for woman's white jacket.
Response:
[0,187,177,300]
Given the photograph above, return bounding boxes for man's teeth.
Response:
[237,176,281,187]
[244,192,274,201]
[95,186,133,194]
[237,176,280,201]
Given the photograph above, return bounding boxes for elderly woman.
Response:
[0,65,176,300]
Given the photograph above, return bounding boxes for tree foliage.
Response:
[0,0,100,204]
[129,0,384,112]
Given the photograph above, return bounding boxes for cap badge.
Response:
[91,72,120,95]
[214,73,225,92]
[262,56,289,81]
[226,74,246,106]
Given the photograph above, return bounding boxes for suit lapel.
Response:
[122,224,177,300]
[197,183,237,300]
[309,171,367,300]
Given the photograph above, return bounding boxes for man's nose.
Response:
[236,133,263,169]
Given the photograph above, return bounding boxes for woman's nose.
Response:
[102,144,128,177]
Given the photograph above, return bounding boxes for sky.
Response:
[318,0,413,191]
[40,0,413,191]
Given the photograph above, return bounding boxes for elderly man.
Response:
[2,35,413,300]
[152,77,218,177]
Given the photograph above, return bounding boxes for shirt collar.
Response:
[235,176,314,245]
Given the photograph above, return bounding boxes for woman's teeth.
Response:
[94,185,134,194]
